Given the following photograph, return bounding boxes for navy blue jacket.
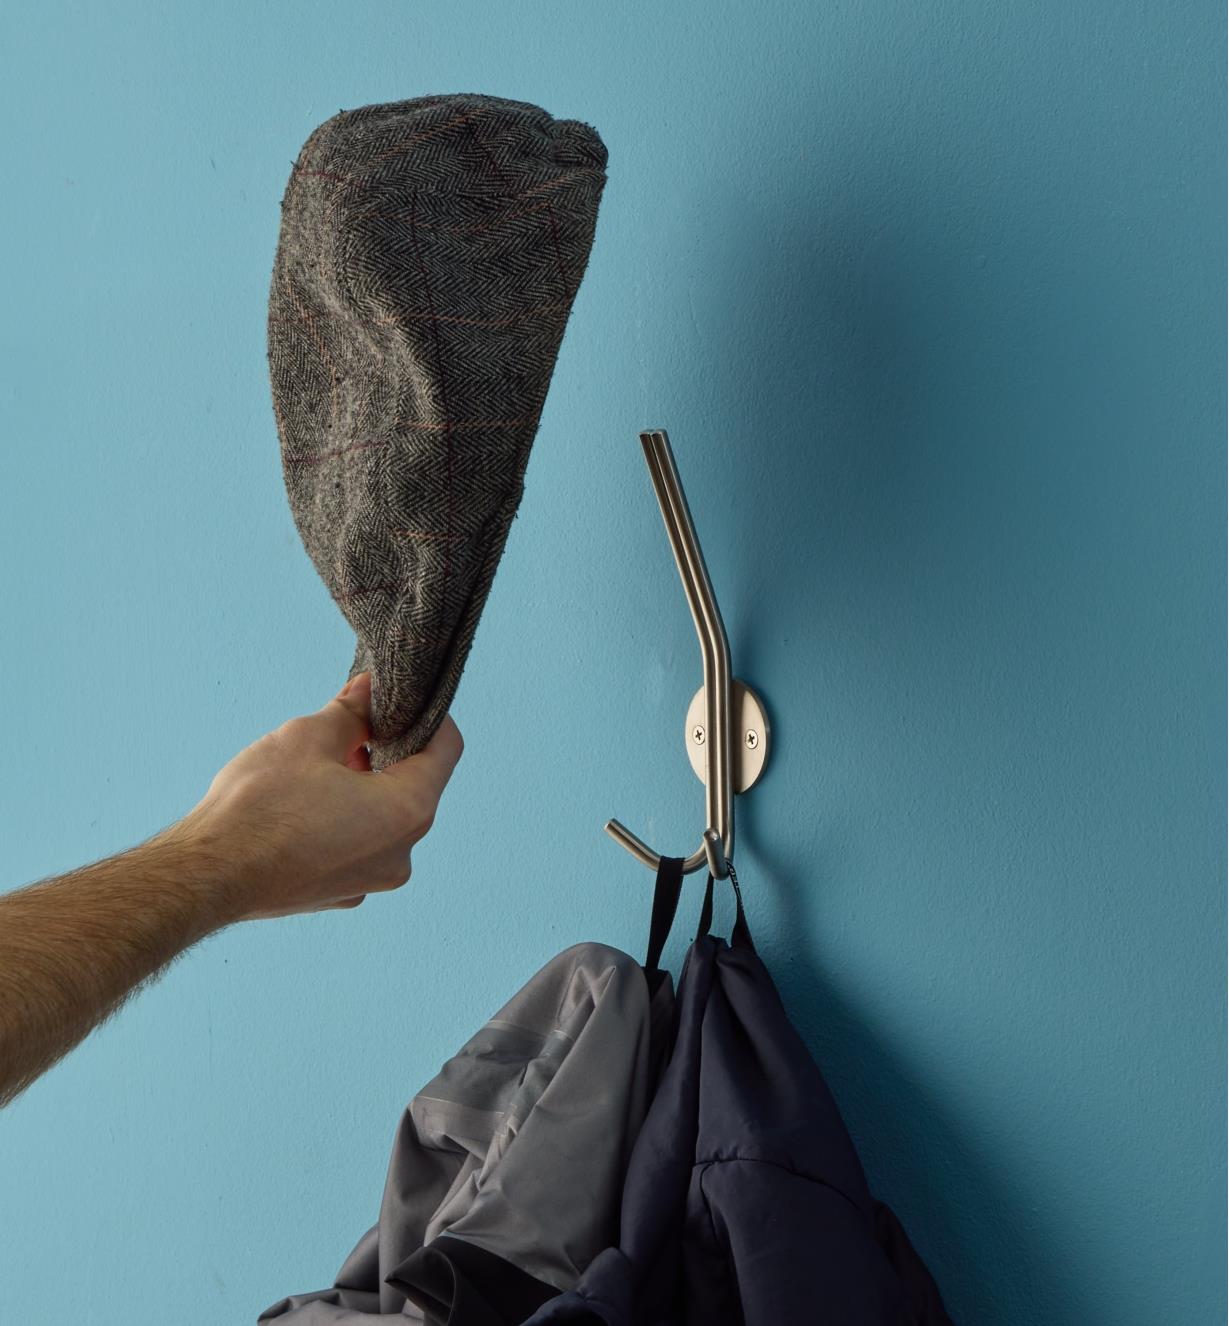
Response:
[525,859,955,1325]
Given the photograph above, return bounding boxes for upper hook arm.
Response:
[604,430,734,879]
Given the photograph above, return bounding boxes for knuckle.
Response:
[276,715,314,744]
[386,795,434,844]
[368,852,411,893]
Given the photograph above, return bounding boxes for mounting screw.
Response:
[692,725,706,745]
[745,729,759,749]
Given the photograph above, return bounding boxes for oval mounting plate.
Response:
[684,679,771,793]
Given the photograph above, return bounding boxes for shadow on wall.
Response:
[700,164,1100,1323]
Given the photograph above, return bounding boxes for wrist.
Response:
[150,813,250,934]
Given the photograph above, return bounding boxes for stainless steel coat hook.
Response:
[605,429,772,879]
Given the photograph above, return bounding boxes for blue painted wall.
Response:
[1,3,1223,1321]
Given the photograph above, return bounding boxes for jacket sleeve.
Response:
[691,1159,927,1325]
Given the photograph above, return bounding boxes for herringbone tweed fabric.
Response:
[268,94,606,769]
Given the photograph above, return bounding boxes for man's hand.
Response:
[173,672,464,923]
[0,674,463,1106]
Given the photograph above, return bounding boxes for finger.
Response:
[325,894,366,910]
[365,852,412,894]
[377,713,464,805]
[308,672,373,762]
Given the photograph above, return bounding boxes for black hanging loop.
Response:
[644,854,686,978]
[696,856,754,950]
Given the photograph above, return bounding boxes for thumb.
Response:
[311,671,373,761]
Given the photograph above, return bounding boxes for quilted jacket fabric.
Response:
[268,94,606,769]
[524,866,956,1326]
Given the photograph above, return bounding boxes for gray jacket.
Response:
[260,943,672,1324]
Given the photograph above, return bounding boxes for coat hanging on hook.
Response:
[524,858,956,1326]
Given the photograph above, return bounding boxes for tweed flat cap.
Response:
[268,94,606,768]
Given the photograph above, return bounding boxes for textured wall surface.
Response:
[1,3,1223,1322]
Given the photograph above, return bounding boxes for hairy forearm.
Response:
[0,672,461,1108]
[0,826,239,1107]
